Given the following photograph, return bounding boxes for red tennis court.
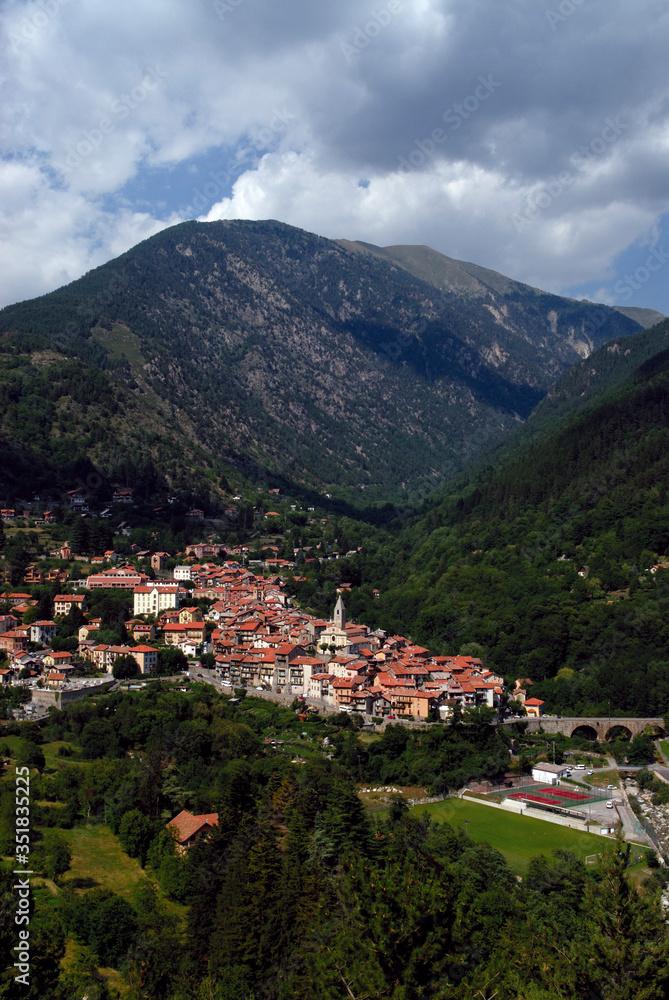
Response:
[549,788,589,801]
[509,792,564,806]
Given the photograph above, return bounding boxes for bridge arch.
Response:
[647,722,666,737]
[605,724,633,742]
[570,724,598,741]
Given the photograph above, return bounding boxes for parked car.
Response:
[575,764,586,769]
[587,769,594,774]
[387,714,396,719]
[606,801,614,809]
[607,783,616,789]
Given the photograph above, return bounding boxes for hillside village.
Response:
[0,534,505,720]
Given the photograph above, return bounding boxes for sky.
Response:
[1,0,668,314]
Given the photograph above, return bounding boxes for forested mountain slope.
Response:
[0,220,640,502]
[308,320,669,716]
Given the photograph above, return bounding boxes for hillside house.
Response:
[162,622,206,648]
[0,630,28,655]
[30,621,57,645]
[166,810,219,852]
[524,698,545,718]
[54,595,87,616]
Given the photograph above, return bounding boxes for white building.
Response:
[531,763,571,785]
[173,566,192,581]
[133,583,181,617]
[30,621,57,644]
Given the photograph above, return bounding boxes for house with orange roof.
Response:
[385,687,438,720]
[127,621,156,642]
[0,615,19,634]
[54,595,87,616]
[43,650,73,668]
[286,655,323,693]
[78,622,100,642]
[0,630,28,655]
[163,622,206,647]
[179,606,204,624]
[29,621,57,645]
[309,672,334,700]
[131,645,158,674]
[331,677,361,709]
[23,565,44,584]
[1,593,32,607]
[524,698,544,718]
[150,551,171,572]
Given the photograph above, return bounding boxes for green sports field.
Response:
[411,798,612,874]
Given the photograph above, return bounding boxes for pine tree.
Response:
[577,834,669,999]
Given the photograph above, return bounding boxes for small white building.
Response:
[531,763,571,785]
[174,566,192,581]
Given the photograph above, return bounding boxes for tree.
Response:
[389,796,409,823]
[87,893,138,967]
[578,833,669,998]
[69,519,89,555]
[42,830,72,880]
[22,605,40,626]
[55,945,114,1000]
[112,653,139,680]
[80,719,118,759]
[627,732,656,765]
[127,883,182,997]
[118,808,155,866]
[4,532,31,586]
[58,602,87,637]
[16,739,45,772]
[157,646,187,675]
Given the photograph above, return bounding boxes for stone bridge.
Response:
[499,716,665,741]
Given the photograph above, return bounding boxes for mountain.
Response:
[0,220,642,503]
[318,316,669,716]
[343,240,666,329]
[614,305,666,328]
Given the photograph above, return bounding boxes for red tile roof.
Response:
[166,810,219,844]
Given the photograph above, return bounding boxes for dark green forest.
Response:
[290,321,669,716]
[2,687,668,1000]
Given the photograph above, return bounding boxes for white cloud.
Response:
[0,0,667,309]
[202,149,660,294]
